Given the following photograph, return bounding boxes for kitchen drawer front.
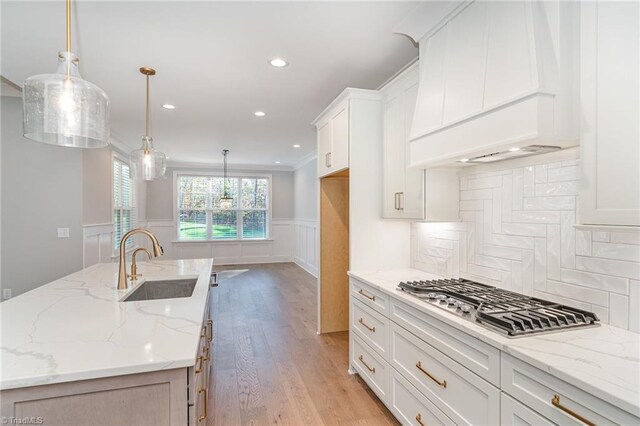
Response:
[351,298,390,359]
[390,323,500,425]
[501,393,554,426]
[350,278,389,316]
[390,297,500,386]
[390,368,454,426]
[502,353,639,425]
[352,334,389,404]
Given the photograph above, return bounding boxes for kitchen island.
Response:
[0,258,214,425]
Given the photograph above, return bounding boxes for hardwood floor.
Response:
[209,263,398,426]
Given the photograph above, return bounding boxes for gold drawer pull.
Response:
[198,388,208,421]
[206,319,213,342]
[552,395,596,426]
[416,361,447,388]
[358,355,376,373]
[415,413,425,426]
[195,355,204,374]
[358,318,375,332]
[358,289,376,301]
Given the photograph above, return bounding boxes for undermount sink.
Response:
[123,278,197,302]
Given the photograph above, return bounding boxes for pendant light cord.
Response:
[66,0,71,52]
[145,74,150,137]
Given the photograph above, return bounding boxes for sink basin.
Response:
[123,278,197,302]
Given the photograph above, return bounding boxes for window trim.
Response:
[112,152,137,256]
[173,170,273,242]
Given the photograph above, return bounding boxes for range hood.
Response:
[397,1,579,168]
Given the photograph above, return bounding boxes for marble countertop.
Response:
[0,258,213,390]
[349,268,640,418]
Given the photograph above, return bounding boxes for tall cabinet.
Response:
[579,0,640,226]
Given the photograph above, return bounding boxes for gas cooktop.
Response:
[397,278,600,337]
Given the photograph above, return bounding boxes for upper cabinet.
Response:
[579,0,640,227]
[313,89,380,178]
[381,63,459,222]
[400,1,579,168]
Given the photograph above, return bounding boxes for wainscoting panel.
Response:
[144,219,294,266]
[293,219,319,277]
[83,223,113,268]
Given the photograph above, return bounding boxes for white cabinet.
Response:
[381,63,459,221]
[579,0,640,226]
[313,90,382,178]
[501,393,554,426]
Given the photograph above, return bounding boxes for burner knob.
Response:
[427,292,437,299]
[446,298,456,306]
[435,295,447,302]
[461,305,472,313]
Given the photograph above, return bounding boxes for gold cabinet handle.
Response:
[415,413,425,426]
[552,395,596,426]
[416,361,447,388]
[399,192,404,210]
[358,289,376,301]
[394,192,399,210]
[358,355,375,373]
[206,319,213,342]
[198,388,208,422]
[195,355,204,374]
[358,318,375,332]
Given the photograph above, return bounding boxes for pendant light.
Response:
[130,67,167,181]
[220,149,234,210]
[22,0,109,148]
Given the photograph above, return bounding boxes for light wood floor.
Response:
[209,263,399,426]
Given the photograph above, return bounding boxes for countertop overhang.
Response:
[349,268,640,418]
[0,258,213,390]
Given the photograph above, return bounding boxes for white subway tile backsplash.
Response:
[524,196,576,210]
[412,158,640,332]
[609,293,629,329]
[502,222,547,237]
[592,242,640,263]
[575,256,640,280]
[511,210,561,224]
[560,268,628,295]
[534,181,578,196]
[611,232,640,245]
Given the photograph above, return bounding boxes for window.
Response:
[177,174,270,241]
[113,158,135,252]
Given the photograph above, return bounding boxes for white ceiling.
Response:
[1,1,419,168]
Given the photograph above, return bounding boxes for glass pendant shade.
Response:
[130,136,167,181]
[23,51,110,148]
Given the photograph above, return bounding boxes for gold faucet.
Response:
[129,248,152,281]
[117,228,164,290]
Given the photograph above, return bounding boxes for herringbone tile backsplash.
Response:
[412,158,640,332]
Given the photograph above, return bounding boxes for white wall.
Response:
[1,96,83,297]
[412,150,640,332]
[144,166,295,266]
[292,157,319,276]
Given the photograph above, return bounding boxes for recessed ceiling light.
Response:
[509,147,521,152]
[254,111,266,117]
[293,144,301,148]
[460,158,470,163]
[269,58,288,68]
[162,104,175,109]
[275,161,281,164]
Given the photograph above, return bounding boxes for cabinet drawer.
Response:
[352,334,389,404]
[390,323,500,425]
[390,368,454,426]
[502,353,639,425]
[501,393,553,426]
[390,297,500,386]
[350,278,389,316]
[351,298,390,359]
